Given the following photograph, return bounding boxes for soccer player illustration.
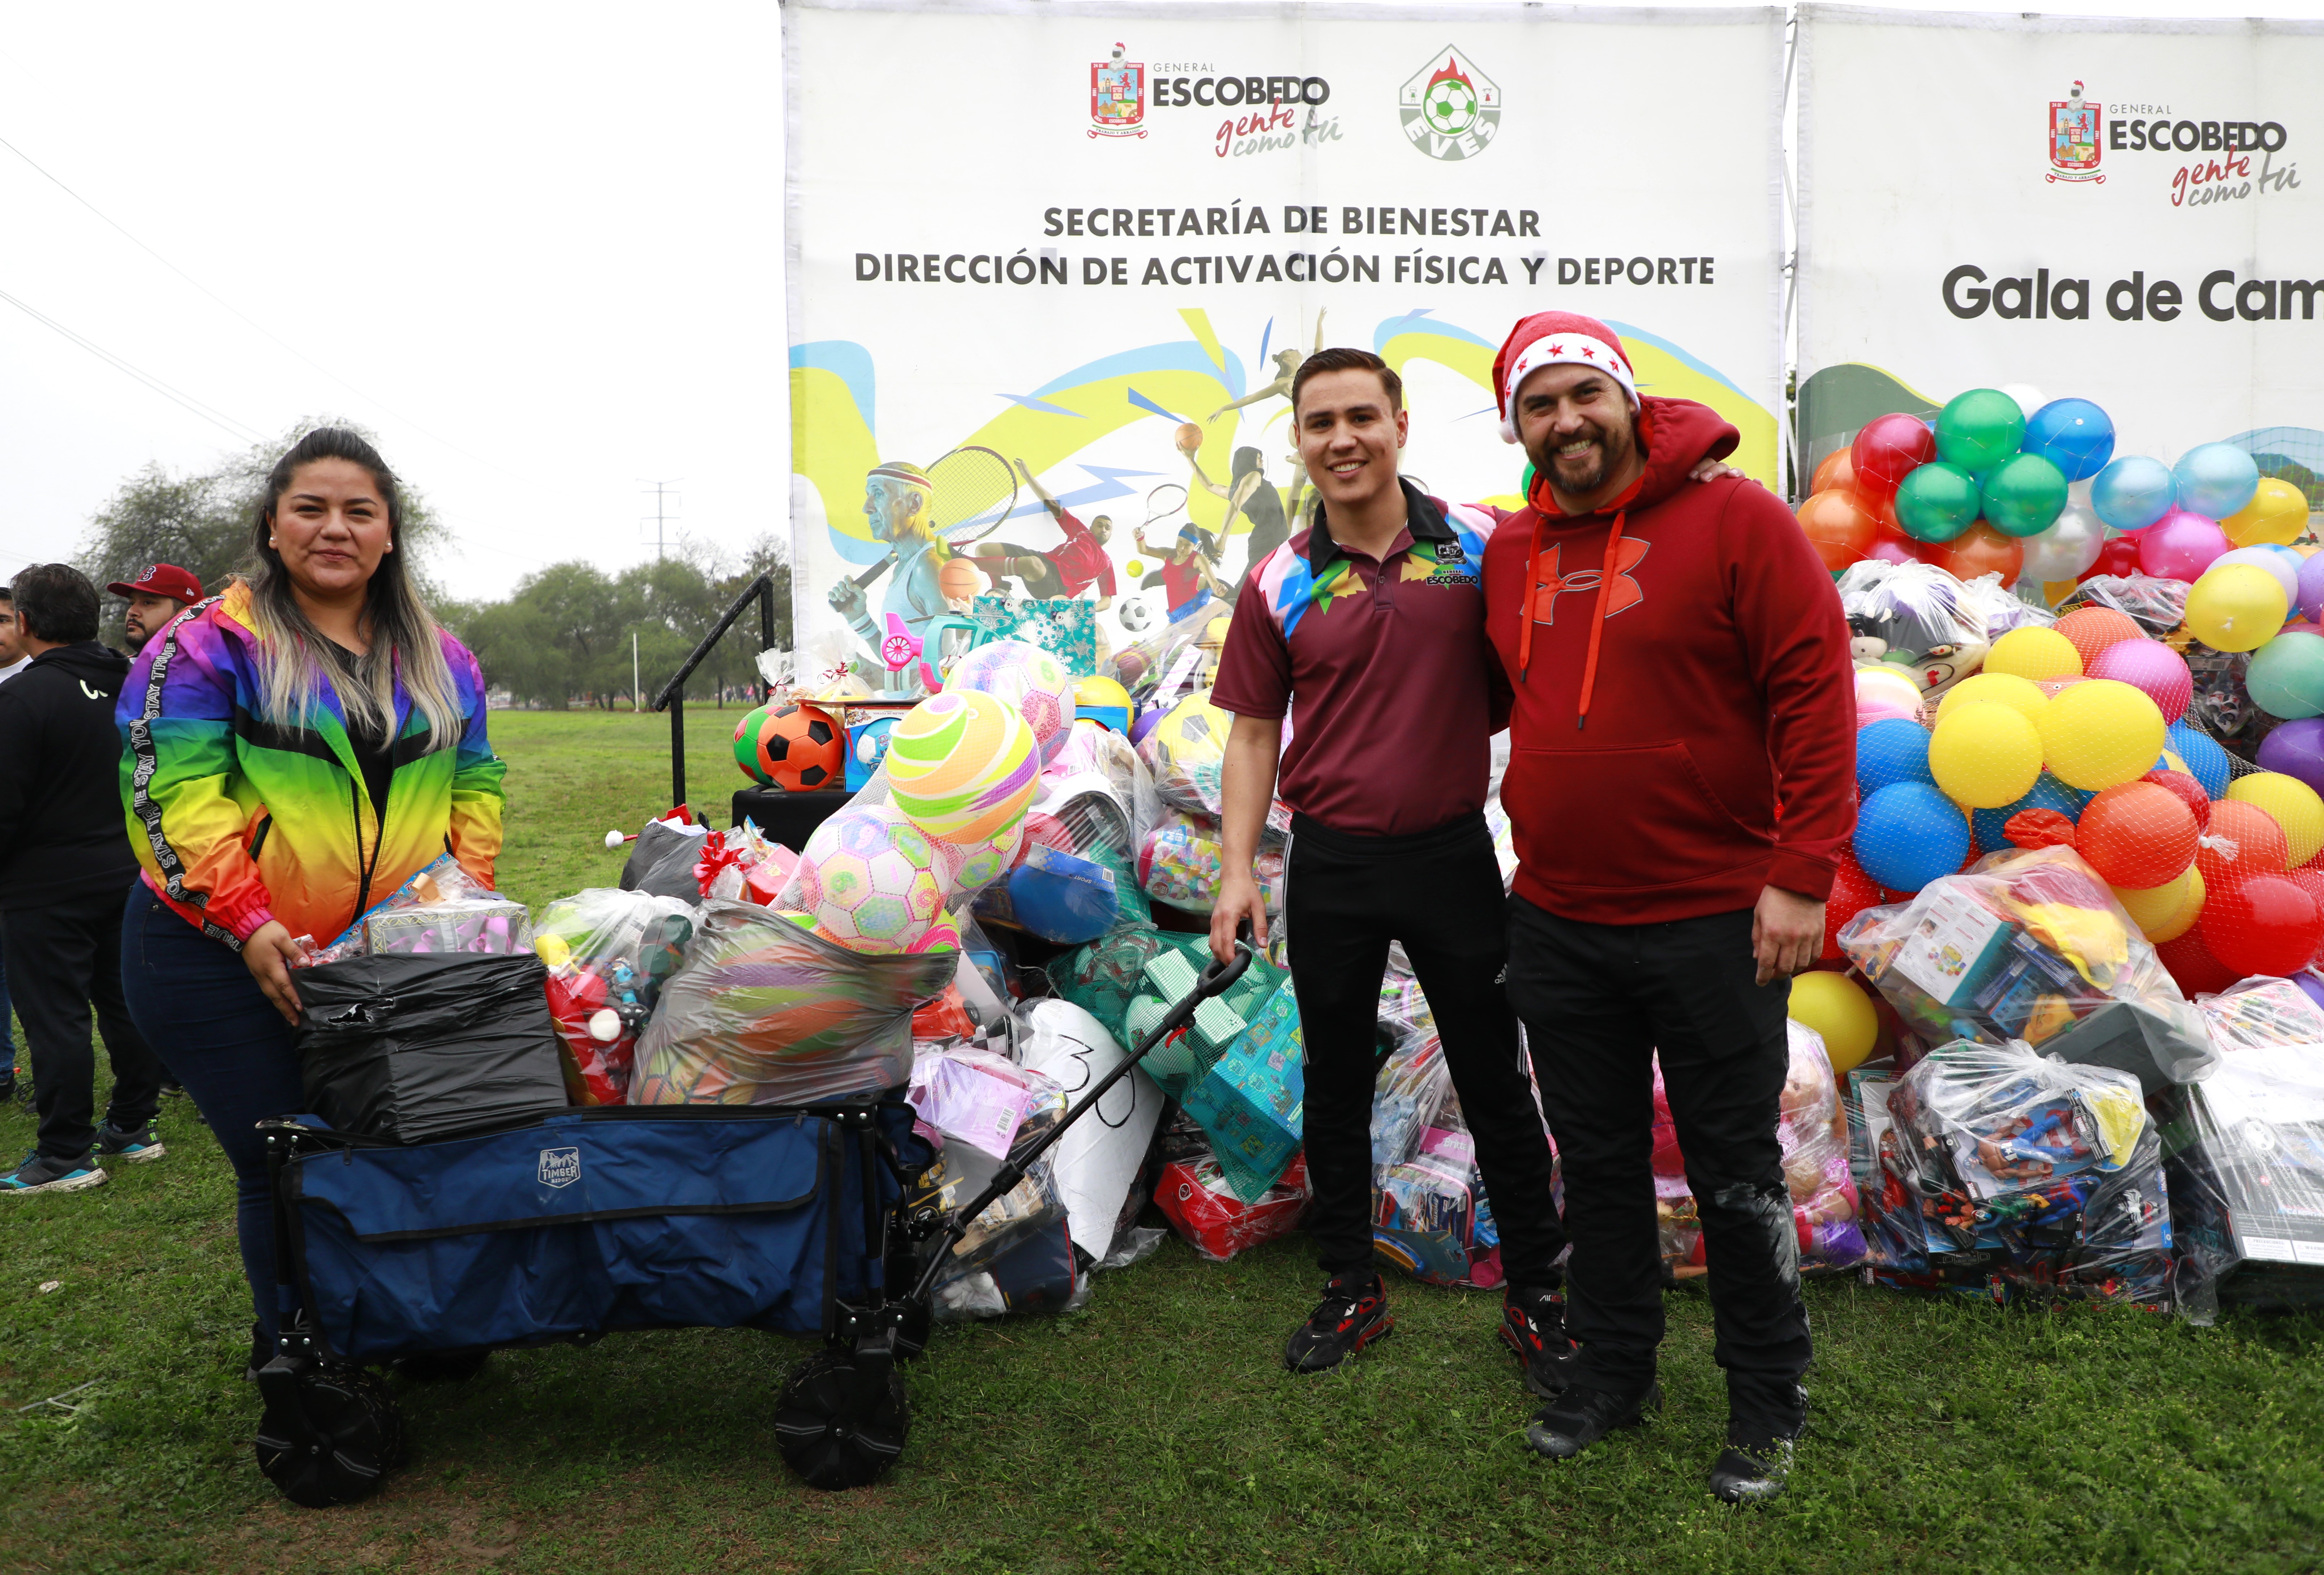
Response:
[965,460,1118,610]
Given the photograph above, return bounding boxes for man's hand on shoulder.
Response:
[1688,457,1750,486]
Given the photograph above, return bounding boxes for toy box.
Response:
[1154,1152,1309,1262]
[1179,977,1304,1202]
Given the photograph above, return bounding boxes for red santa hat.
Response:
[1491,311,1639,443]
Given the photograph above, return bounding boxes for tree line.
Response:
[72,420,791,712]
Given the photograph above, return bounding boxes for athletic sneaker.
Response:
[1283,1270,1393,1374]
[1498,1285,1576,1398]
[1525,1381,1661,1460]
[0,1151,109,1195]
[1708,1382,1809,1505]
[97,1121,167,1165]
[159,1080,189,1100]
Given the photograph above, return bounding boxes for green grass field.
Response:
[6,708,2324,1574]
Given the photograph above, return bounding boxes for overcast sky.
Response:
[6,0,2320,604]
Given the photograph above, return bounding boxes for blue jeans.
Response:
[120,886,305,1339]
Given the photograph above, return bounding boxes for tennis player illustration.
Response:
[827,459,950,648]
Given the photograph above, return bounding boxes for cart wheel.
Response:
[393,1349,489,1383]
[255,1366,405,1508]
[773,1350,909,1490]
[892,1300,933,1363]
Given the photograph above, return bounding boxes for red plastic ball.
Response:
[1851,412,1940,503]
[2079,538,2141,583]
[2074,782,2199,889]
[2196,799,2290,891]
[1823,849,1887,961]
[2141,768,2212,831]
[2199,873,2324,978]
[2155,928,2240,996]
[1796,489,1881,573]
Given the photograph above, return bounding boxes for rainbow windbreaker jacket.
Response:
[117,582,506,949]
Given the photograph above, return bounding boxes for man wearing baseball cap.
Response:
[1480,312,1853,1502]
[106,563,203,654]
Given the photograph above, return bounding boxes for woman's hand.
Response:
[243,920,308,1025]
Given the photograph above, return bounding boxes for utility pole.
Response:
[633,630,642,713]
[640,478,682,561]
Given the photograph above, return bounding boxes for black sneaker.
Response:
[159,1080,189,1100]
[1283,1271,1393,1374]
[97,1122,167,1165]
[1498,1285,1575,1398]
[0,1150,108,1195]
[1708,1383,1809,1505]
[1525,1381,1661,1460]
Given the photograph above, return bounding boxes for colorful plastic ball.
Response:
[2021,398,2117,481]
[2175,442,2263,522]
[2257,717,2324,799]
[2081,537,2143,583]
[2227,772,2324,868]
[2201,872,2324,978]
[1140,689,1234,788]
[2150,866,2208,945]
[946,639,1079,766]
[1928,703,2042,809]
[1854,781,1972,892]
[733,704,772,784]
[1929,522,2024,588]
[1810,447,1858,496]
[1787,971,1878,1076]
[2037,678,2167,791]
[1796,489,1880,571]
[1822,849,1888,961]
[750,702,844,791]
[2224,476,2308,549]
[2019,505,2107,583]
[2075,781,2200,888]
[2091,456,2179,532]
[1071,674,1134,730]
[2157,925,2239,995]
[2185,564,2289,653]
[1128,707,1164,746]
[793,804,949,953]
[1855,717,1934,796]
[2247,631,2324,721]
[1856,666,1926,726]
[2114,867,2197,939]
[2137,510,2231,583]
[2300,553,2324,624]
[1934,390,2027,475]
[2053,607,2144,668]
[1850,412,1939,502]
[1973,773,2089,853]
[1865,534,1928,568]
[1985,625,2083,681]
[2144,767,2212,830]
[2166,722,2232,799]
[1893,462,1981,542]
[2086,638,2193,724]
[2214,545,2303,612]
[2197,799,2291,891]
[1936,671,2049,726]
[887,689,1039,844]
[1981,453,2070,538]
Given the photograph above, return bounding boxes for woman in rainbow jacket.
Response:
[117,426,505,1373]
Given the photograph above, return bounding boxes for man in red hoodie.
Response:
[1479,312,1854,1503]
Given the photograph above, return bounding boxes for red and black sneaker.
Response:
[1498,1284,1576,1398]
[1284,1271,1393,1374]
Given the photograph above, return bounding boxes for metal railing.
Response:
[651,572,777,816]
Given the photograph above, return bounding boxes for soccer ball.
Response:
[750,702,842,790]
[1424,76,1477,134]
[794,805,947,953]
[1119,597,1154,634]
[945,640,1077,766]
[733,705,773,783]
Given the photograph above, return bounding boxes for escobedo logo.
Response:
[1091,43,1146,140]
[1401,47,1500,162]
[539,1147,580,1189]
[2048,80,2105,185]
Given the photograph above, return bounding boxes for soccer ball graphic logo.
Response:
[797,805,947,953]
[1423,73,1477,134]
[1118,596,1154,633]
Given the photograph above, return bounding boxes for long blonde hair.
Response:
[246,428,462,748]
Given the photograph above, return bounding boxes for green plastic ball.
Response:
[734,704,773,783]
[1894,462,1982,543]
[1935,389,2028,475]
[1981,452,2069,538]
[2247,632,2324,721]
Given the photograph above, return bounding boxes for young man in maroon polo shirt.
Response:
[1480,311,1853,1503]
[1207,347,1575,1387]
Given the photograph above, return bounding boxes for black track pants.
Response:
[1504,896,1811,1396]
[4,882,163,1159]
[1285,812,1566,1290]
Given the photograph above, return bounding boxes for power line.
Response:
[640,478,681,562]
[0,284,265,444]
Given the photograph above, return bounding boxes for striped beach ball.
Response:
[886,690,1038,844]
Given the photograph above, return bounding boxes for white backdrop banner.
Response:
[785,0,1785,681]
[1797,5,2324,483]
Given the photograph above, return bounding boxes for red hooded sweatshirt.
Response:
[1482,396,1856,925]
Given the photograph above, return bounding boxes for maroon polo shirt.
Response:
[1212,480,1510,837]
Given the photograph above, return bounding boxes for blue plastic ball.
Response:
[2090,455,2178,533]
[2165,721,2232,799]
[2021,399,2117,481]
[1854,781,1971,892]
[2174,442,2261,521]
[1856,717,1936,797]
[1970,773,2092,856]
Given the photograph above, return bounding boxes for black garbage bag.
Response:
[295,953,570,1142]
[621,819,709,901]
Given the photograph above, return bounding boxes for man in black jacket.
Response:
[0,565,167,1194]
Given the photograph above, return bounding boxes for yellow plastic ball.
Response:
[1985,625,2085,681]
[1788,971,1878,1075]
[2227,771,2324,867]
[2148,865,2206,943]
[2185,563,2290,653]
[1072,674,1133,720]
[2113,868,2196,937]
[1928,701,2044,809]
[2222,477,2310,548]
[1934,671,2049,726]
[2036,678,2168,791]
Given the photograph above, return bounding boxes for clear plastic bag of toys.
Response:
[911,1141,1072,1280]
[1155,1149,1311,1262]
[532,889,699,1105]
[907,1040,1067,1162]
[1139,807,1285,916]
[629,899,955,1106]
[1840,844,2214,1082]
[1838,560,1998,699]
[1137,687,1235,817]
[1882,1039,2174,1306]
[1652,1021,1864,1278]
[1106,615,1223,721]
[296,854,530,966]
[1365,998,1508,1289]
[2057,573,2192,638]
[2196,976,2324,1052]
[691,821,796,907]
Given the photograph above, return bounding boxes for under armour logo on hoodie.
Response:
[1530,537,1651,625]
